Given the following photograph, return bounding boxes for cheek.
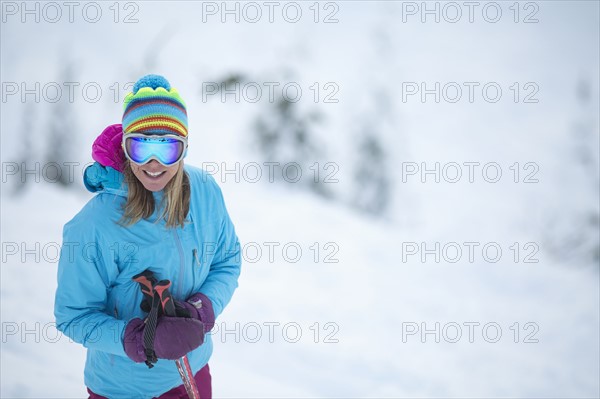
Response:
[167,167,179,181]
[130,164,143,180]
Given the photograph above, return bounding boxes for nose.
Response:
[143,159,163,171]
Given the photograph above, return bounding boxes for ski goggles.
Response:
[122,134,188,166]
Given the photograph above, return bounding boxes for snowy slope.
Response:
[1,178,599,397]
[1,1,599,397]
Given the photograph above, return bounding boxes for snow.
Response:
[2,180,598,397]
[1,1,599,398]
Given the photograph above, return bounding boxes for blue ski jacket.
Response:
[54,163,241,398]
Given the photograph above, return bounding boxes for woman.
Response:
[54,75,241,398]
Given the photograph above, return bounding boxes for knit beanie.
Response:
[122,74,188,137]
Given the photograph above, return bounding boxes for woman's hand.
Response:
[123,316,205,362]
[175,292,216,333]
[92,124,125,172]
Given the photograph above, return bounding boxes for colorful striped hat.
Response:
[122,74,188,138]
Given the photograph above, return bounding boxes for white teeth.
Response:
[145,171,164,177]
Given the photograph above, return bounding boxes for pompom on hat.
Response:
[122,74,188,138]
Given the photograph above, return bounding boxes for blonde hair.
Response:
[120,161,191,229]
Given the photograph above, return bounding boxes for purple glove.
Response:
[177,292,216,333]
[123,316,205,362]
[92,124,125,172]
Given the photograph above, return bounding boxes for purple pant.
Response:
[87,364,212,399]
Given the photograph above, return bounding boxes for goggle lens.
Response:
[124,136,186,166]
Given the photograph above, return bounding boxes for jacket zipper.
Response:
[173,230,185,299]
[111,298,118,366]
[193,248,201,267]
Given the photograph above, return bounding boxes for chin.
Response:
[142,180,168,192]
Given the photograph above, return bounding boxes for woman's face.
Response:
[130,159,179,192]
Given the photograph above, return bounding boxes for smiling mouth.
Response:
[144,170,166,178]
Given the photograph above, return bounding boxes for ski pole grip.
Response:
[155,280,176,317]
[132,270,155,297]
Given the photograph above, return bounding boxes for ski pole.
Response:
[132,271,160,368]
[154,280,201,399]
[132,271,201,399]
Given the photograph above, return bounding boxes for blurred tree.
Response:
[203,71,330,197]
[12,103,36,195]
[254,94,329,198]
[45,62,78,188]
[352,129,391,215]
[545,76,599,267]
[572,76,600,265]
[348,8,398,218]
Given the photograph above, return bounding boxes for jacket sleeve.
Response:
[198,180,242,318]
[54,218,128,357]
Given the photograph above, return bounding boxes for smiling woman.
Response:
[117,77,192,228]
[54,74,242,399]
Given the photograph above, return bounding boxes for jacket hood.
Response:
[83,162,127,197]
